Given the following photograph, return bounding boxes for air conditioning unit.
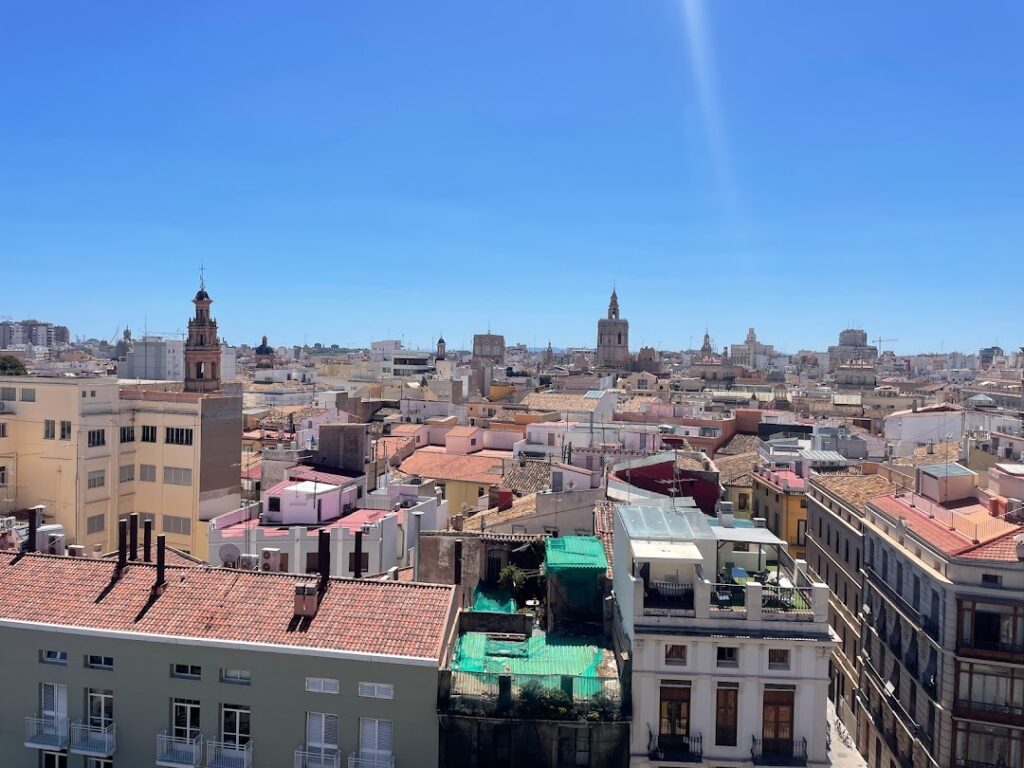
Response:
[239,553,260,571]
[67,545,86,558]
[47,533,66,556]
[261,547,282,572]
[0,517,15,534]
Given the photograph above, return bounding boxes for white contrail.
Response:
[680,0,740,216]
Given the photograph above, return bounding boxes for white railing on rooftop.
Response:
[157,729,202,767]
[24,714,68,749]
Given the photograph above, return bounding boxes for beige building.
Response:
[0,376,241,559]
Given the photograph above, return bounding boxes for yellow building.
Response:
[0,376,241,559]
[751,466,809,557]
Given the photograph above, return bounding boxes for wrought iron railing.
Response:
[953,699,1024,727]
[648,731,702,762]
[751,736,808,766]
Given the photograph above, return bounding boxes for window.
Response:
[0,422,6,438]
[358,682,394,699]
[306,677,340,694]
[717,646,738,668]
[87,689,113,729]
[166,427,194,446]
[348,551,369,573]
[163,516,191,535]
[544,526,560,538]
[87,429,106,448]
[738,493,749,510]
[173,698,200,741]
[141,425,157,443]
[60,420,71,440]
[796,519,807,547]
[981,573,1002,587]
[140,464,157,482]
[306,712,340,759]
[0,386,14,400]
[558,727,591,767]
[41,650,68,665]
[164,466,193,486]
[221,669,251,685]
[172,664,202,679]
[44,419,55,439]
[119,426,135,443]
[86,514,105,535]
[87,470,105,489]
[86,655,113,669]
[268,496,281,513]
[0,465,6,486]
[768,649,791,670]
[665,644,687,666]
[221,705,251,747]
[119,464,135,483]
[358,717,393,762]
[716,685,738,746]
[21,387,36,401]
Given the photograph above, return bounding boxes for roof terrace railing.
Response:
[446,670,623,721]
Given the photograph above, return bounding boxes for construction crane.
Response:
[874,337,898,354]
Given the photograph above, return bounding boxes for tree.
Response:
[0,355,27,375]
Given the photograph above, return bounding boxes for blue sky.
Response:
[1,2,1021,354]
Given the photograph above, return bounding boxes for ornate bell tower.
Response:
[184,271,221,393]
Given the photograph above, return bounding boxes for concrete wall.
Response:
[1,623,441,768]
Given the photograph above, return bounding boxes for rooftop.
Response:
[716,433,761,455]
[399,448,505,485]
[713,451,757,487]
[811,473,900,515]
[501,460,552,495]
[545,536,608,572]
[0,553,454,660]
[919,462,975,479]
[520,391,608,413]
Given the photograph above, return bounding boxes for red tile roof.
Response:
[957,528,1024,562]
[287,465,361,484]
[399,450,504,485]
[0,553,454,660]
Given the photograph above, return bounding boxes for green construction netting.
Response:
[471,585,516,614]
[544,535,608,573]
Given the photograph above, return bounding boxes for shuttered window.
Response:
[359,717,393,760]
[306,712,339,755]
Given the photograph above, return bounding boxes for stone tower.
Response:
[183,276,221,393]
[436,335,446,361]
[596,288,629,368]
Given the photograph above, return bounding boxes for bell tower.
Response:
[184,271,221,393]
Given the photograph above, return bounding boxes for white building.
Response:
[612,503,833,767]
[121,337,237,382]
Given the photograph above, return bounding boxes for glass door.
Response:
[762,689,795,757]
[173,698,200,741]
[222,705,251,747]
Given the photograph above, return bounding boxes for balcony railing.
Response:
[207,739,253,768]
[348,753,394,768]
[954,759,1014,768]
[69,720,116,757]
[921,615,940,641]
[761,584,813,615]
[645,581,695,612]
[957,638,1024,662]
[24,714,68,750]
[954,699,1024,727]
[751,736,808,766]
[157,729,203,767]
[864,564,922,626]
[710,582,746,610]
[649,732,702,762]
[295,747,341,768]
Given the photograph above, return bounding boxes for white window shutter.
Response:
[307,712,324,746]
[378,719,393,752]
[358,682,375,698]
[325,715,339,749]
[56,685,66,717]
[42,683,54,715]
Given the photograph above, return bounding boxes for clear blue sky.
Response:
[1,2,1021,355]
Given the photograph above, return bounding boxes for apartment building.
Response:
[804,471,899,733]
[5,532,455,768]
[751,467,809,559]
[612,503,834,767]
[858,463,1024,768]
[0,376,241,558]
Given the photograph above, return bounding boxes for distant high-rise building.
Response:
[827,328,878,371]
[978,345,1004,369]
[730,327,775,370]
[0,319,70,349]
[596,288,629,368]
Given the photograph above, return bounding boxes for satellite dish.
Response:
[219,543,241,568]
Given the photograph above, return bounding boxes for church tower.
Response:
[436,335,446,361]
[183,275,221,393]
[596,288,630,368]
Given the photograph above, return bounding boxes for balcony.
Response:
[348,754,394,768]
[24,714,68,750]
[921,615,940,642]
[69,720,116,757]
[957,637,1024,664]
[295,747,341,768]
[644,581,695,615]
[955,759,1013,768]
[157,729,203,767]
[649,732,703,763]
[751,736,807,766]
[954,699,1024,728]
[864,564,922,627]
[207,740,253,768]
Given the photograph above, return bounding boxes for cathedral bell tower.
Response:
[184,273,222,393]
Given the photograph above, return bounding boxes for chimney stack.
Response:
[353,530,363,578]
[24,506,38,553]
[129,513,139,561]
[318,529,331,590]
[116,518,128,574]
[155,534,166,592]
[143,519,153,563]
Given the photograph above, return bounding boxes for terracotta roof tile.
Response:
[716,434,760,455]
[713,452,757,487]
[0,553,453,659]
[501,460,551,495]
[812,474,900,516]
[399,450,505,485]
